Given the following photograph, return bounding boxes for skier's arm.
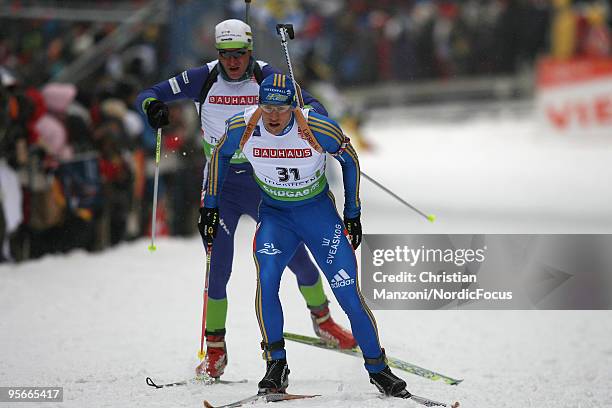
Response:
[135,65,210,118]
[202,114,246,208]
[308,112,361,218]
[261,64,328,116]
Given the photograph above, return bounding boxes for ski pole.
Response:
[198,243,213,360]
[275,24,303,107]
[274,24,436,223]
[245,0,251,25]
[148,127,162,251]
[360,172,435,222]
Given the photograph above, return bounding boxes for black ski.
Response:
[203,392,319,408]
[146,376,247,389]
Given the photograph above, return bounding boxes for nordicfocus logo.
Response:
[253,148,312,158]
[323,224,343,264]
[257,243,282,255]
[209,95,258,105]
[331,269,354,289]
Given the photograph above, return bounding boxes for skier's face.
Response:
[218,48,251,80]
[261,105,293,135]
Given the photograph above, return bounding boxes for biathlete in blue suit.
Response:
[135,19,355,379]
[202,73,410,397]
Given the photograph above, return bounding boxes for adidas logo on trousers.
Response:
[331,269,355,289]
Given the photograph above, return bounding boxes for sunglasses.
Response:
[218,49,248,58]
[260,104,293,113]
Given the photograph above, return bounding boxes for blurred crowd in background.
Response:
[232,0,610,84]
[1,0,611,262]
[0,14,202,262]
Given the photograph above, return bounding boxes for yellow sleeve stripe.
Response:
[308,124,342,146]
[308,122,343,143]
[207,146,214,195]
[208,150,215,196]
[208,150,217,196]
[228,122,247,131]
[228,116,246,126]
[209,140,216,196]
[346,142,359,158]
[308,116,343,138]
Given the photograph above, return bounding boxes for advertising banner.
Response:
[536,57,612,137]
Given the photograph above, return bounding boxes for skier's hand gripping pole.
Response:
[274,23,436,223]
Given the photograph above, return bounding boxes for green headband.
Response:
[216,41,253,51]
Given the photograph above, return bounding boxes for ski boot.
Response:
[258,359,290,394]
[370,365,410,397]
[369,356,409,398]
[309,301,357,349]
[366,349,409,397]
[195,329,227,379]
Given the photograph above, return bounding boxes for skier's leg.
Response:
[245,189,354,347]
[244,191,325,307]
[294,193,385,372]
[286,245,324,302]
[254,205,300,392]
[196,203,242,378]
[253,205,300,361]
[206,204,242,330]
[298,195,409,396]
[197,166,252,377]
[287,245,357,348]
[205,168,259,332]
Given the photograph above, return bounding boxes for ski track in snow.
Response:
[2,113,612,407]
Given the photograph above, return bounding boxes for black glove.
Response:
[344,216,362,250]
[198,207,219,247]
[145,99,169,129]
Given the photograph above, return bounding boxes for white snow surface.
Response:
[2,109,612,408]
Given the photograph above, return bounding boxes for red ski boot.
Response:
[309,301,357,349]
[195,330,227,379]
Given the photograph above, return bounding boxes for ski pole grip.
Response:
[276,23,295,39]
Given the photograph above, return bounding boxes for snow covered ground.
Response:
[356,103,612,234]
[2,109,612,408]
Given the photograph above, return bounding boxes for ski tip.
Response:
[203,401,214,408]
[449,379,464,386]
